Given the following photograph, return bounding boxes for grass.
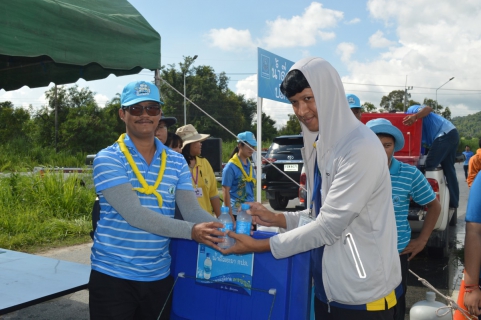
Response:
[0,171,95,252]
[0,139,87,172]
[0,139,272,253]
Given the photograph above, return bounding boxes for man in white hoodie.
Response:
[221,57,401,320]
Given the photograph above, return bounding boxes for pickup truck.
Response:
[361,113,455,259]
[261,135,304,210]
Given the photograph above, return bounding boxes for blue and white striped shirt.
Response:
[91,134,193,281]
[389,158,436,253]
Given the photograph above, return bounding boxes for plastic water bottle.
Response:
[410,292,451,320]
[218,206,234,249]
[235,203,252,236]
[203,253,212,280]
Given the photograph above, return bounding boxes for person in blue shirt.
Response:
[463,173,481,318]
[367,118,441,320]
[463,145,475,179]
[222,131,257,223]
[403,105,459,209]
[89,80,223,320]
[346,93,362,121]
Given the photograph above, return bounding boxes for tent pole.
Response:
[154,70,162,107]
[54,84,58,153]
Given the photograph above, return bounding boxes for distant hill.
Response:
[452,111,481,139]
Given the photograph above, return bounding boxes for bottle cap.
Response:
[241,203,250,210]
[221,206,229,213]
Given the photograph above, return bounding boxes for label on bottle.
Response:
[220,223,233,233]
[236,221,251,235]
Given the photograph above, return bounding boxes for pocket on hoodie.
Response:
[345,233,367,279]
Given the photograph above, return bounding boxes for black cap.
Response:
[159,115,177,127]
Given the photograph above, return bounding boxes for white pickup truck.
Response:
[362,113,455,259]
[405,155,456,258]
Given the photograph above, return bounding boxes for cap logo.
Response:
[348,97,355,104]
[135,83,151,96]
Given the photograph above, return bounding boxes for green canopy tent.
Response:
[0,0,161,91]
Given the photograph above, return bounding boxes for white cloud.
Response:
[369,30,396,48]
[263,2,343,48]
[345,18,361,25]
[207,2,343,51]
[336,42,356,62]
[235,75,293,128]
[206,28,255,51]
[339,0,481,118]
[95,93,110,108]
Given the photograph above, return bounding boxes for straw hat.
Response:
[176,124,210,148]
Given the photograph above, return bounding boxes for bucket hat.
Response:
[176,124,210,148]
[366,118,405,152]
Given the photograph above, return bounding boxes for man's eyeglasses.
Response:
[122,104,161,116]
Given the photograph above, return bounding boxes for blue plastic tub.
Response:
[170,231,311,320]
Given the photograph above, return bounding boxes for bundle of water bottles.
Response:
[218,203,251,249]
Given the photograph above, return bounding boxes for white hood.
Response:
[293,57,360,160]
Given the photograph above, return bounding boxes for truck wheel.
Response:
[269,193,289,210]
[449,208,457,226]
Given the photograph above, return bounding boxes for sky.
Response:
[1,0,481,128]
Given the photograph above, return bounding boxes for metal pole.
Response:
[183,55,198,126]
[183,73,186,125]
[54,84,58,153]
[256,97,262,203]
[435,77,454,112]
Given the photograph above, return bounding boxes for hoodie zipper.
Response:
[344,233,367,279]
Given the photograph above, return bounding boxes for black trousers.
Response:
[393,253,409,320]
[314,298,395,320]
[89,269,174,320]
[464,165,469,179]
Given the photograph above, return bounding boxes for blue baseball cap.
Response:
[237,131,257,147]
[121,81,163,107]
[366,118,405,152]
[346,93,361,109]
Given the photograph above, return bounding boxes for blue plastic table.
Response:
[0,248,90,315]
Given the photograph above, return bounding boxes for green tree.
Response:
[102,94,125,137]
[408,99,421,107]
[278,114,302,135]
[160,57,252,141]
[423,98,445,115]
[380,90,405,112]
[0,101,30,143]
[252,112,278,141]
[31,85,120,152]
[362,102,376,112]
[442,106,452,121]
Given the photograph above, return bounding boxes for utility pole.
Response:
[183,55,198,125]
[404,86,413,112]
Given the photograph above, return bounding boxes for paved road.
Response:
[1,164,471,319]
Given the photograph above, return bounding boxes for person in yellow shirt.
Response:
[176,124,221,217]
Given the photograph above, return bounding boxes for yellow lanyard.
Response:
[228,153,256,186]
[117,134,166,208]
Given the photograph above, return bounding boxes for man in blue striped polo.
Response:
[89,80,223,320]
[366,118,441,320]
